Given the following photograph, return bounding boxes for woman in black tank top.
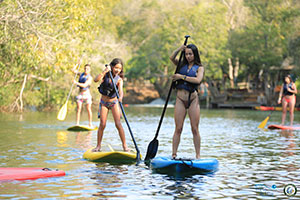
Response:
[277,75,297,126]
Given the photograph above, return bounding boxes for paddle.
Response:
[144,35,190,161]
[107,66,141,164]
[258,105,277,128]
[258,110,274,128]
[57,56,83,121]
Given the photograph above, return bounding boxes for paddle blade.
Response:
[57,102,68,121]
[144,139,159,161]
[258,116,270,129]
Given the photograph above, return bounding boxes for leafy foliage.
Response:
[0,0,299,111]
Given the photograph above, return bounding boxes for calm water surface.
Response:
[0,107,299,199]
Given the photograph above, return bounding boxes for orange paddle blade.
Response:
[57,102,68,121]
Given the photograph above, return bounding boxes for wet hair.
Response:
[181,44,202,67]
[110,58,124,79]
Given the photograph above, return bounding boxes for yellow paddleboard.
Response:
[83,145,141,163]
[67,125,97,132]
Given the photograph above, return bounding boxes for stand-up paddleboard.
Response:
[83,144,141,164]
[150,156,219,176]
[0,168,65,181]
[67,125,97,131]
[268,124,300,130]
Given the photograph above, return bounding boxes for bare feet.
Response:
[124,148,133,153]
[92,147,101,152]
[172,153,177,159]
[88,124,94,128]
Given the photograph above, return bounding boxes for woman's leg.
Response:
[86,103,93,127]
[172,97,187,158]
[289,96,296,126]
[281,98,288,125]
[111,103,129,151]
[76,101,82,125]
[92,104,109,152]
[188,97,201,159]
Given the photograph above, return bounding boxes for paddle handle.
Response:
[153,35,190,140]
[108,69,141,164]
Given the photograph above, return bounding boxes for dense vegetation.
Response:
[1,0,299,111]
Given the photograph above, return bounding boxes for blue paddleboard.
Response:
[150,156,219,176]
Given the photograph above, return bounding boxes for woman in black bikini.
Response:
[170,44,204,159]
[277,75,297,126]
[92,58,130,152]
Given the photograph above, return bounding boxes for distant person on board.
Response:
[92,58,130,152]
[72,64,93,127]
[169,44,204,159]
[277,74,297,126]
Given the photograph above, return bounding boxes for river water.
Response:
[0,107,299,199]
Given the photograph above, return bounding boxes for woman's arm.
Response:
[171,66,204,84]
[117,79,124,102]
[72,64,81,75]
[94,66,110,82]
[278,84,284,103]
[73,76,93,88]
[289,83,298,94]
[169,45,185,66]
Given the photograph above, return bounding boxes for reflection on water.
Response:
[57,131,69,147]
[280,129,296,157]
[91,163,129,198]
[0,108,299,199]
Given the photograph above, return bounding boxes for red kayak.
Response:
[268,124,300,130]
[255,106,275,111]
[0,168,65,181]
[255,106,300,111]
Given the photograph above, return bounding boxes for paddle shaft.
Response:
[108,69,141,164]
[258,104,278,128]
[66,57,84,102]
[153,35,190,140]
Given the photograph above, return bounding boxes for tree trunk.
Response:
[234,58,239,86]
[19,74,28,112]
[228,58,234,88]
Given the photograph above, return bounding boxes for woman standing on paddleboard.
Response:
[92,58,130,152]
[72,64,93,128]
[278,74,297,126]
[170,44,204,159]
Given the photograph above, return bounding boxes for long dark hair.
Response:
[110,58,124,79]
[181,44,202,67]
[284,74,293,83]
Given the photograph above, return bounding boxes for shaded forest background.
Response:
[1,0,300,112]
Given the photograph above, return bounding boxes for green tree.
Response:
[117,0,231,98]
[229,0,300,77]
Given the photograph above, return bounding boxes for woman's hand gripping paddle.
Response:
[57,56,83,121]
[144,35,190,162]
[107,66,141,165]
